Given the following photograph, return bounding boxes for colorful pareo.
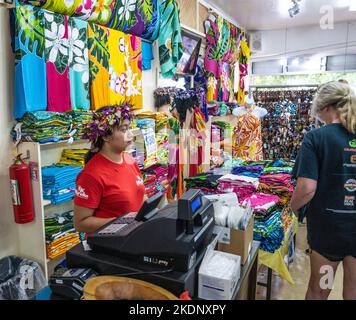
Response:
[233,107,264,161]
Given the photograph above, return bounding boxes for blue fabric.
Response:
[142,41,154,71]
[69,17,90,110]
[14,3,47,119]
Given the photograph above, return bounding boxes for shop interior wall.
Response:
[0,7,18,259]
[252,22,356,62]
[0,6,158,259]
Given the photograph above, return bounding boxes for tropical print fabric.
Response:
[88,0,116,25]
[44,10,71,112]
[233,107,263,161]
[237,39,251,105]
[204,14,241,103]
[108,0,160,39]
[158,0,183,78]
[13,2,47,119]
[20,0,161,40]
[88,23,142,110]
[68,17,90,110]
[88,22,110,109]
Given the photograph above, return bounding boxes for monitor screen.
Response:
[191,196,201,214]
[176,30,202,75]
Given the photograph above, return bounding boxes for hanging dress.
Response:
[233,107,264,161]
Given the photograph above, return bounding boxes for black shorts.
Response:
[310,248,356,262]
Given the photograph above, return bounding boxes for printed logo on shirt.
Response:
[136,176,144,187]
[349,139,356,148]
[351,155,356,164]
[344,179,356,193]
[75,186,89,200]
[344,196,355,207]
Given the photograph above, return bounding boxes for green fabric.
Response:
[158,0,183,78]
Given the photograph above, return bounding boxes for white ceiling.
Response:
[205,0,356,31]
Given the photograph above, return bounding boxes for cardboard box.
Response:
[198,250,241,300]
[217,217,254,265]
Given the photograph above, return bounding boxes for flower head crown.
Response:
[82,103,135,142]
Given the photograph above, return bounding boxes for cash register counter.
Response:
[35,241,260,300]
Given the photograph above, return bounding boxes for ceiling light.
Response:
[350,2,356,11]
[292,58,299,66]
[280,58,287,66]
[289,0,301,18]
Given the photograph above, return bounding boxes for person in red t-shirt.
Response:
[74,104,145,233]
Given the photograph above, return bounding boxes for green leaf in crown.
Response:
[15,4,45,59]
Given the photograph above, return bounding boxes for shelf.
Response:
[39,139,90,148]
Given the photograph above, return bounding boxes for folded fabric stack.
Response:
[242,193,280,213]
[223,159,244,169]
[67,110,93,138]
[42,165,82,205]
[136,112,169,131]
[258,173,294,207]
[185,173,223,195]
[11,111,71,143]
[231,165,265,178]
[263,159,294,174]
[11,111,93,144]
[59,149,89,167]
[253,210,285,253]
[133,118,158,169]
[45,211,80,260]
[217,174,260,202]
[143,165,169,197]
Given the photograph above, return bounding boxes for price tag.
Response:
[142,128,157,156]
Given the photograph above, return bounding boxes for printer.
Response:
[66,189,215,297]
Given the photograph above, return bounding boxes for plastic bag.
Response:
[0,256,46,300]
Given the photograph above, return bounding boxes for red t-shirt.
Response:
[74,152,145,218]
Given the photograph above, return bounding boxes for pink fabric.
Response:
[46,63,71,112]
[242,193,279,209]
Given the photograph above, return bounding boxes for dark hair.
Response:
[85,137,104,164]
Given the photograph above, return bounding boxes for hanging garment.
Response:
[42,0,82,15]
[107,28,127,105]
[158,0,183,78]
[74,0,97,20]
[237,39,250,105]
[142,41,154,70]
[13,3,47,119]
[126,34,143,110]
[87,0,116,25]
[68,17,90,110]
[108,0,159,39]
[44,10,72,112]
[88,22,110,110]
[233,107,264,161]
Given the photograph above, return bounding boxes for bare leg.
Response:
[343,256,356,300]
[306,250,340,300]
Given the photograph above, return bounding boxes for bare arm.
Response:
[290,177,317,214]
[74,204,115,234]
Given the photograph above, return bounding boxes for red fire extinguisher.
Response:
[9,154,35,224]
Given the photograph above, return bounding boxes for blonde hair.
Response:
[312,81,356,134]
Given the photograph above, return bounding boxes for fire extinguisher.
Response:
[9,154,35,224]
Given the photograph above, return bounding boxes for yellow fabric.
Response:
[108,29,127,105]
[240,39,251,64]
[258,215,299,285]
[43,0,82,16]
[88,24,110,110]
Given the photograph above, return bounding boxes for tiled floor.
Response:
[256,223,344,300]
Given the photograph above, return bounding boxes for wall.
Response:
[252,21,356,62]
[0,7,18,259]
